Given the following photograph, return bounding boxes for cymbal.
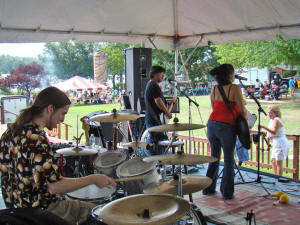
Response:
[56,146,99,156]
[100,194,190,225]
[90,112,140,122]
[148,123,205,132]
[143,153,217,165]
[121,142,153,148]
[143,175,212,195]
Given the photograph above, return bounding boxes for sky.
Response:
[0,43,45,57]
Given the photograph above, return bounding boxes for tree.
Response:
[0,62,44,100]
[152,45,219,84]
[44,41,97,80]
[98,43,129,89]
[0,55,37,74]
[213,35,300,70]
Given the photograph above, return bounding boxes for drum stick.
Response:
[114,173,153,183]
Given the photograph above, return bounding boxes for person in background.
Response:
[260,105,289,176]
[144,65,176,155]
[0,87,116,224]
[203,64,247,200]
[289,77,295,100]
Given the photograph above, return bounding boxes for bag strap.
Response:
[217,85,235,120]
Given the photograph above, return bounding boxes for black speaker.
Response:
[125,48,152,111]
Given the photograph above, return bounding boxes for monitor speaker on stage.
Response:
[125,48,152,111]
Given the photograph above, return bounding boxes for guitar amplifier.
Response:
[165,97,180,113]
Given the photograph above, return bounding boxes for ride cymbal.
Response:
[90,112,140,122]
[100,194,190,225]
[143,175,212,195]
[56,146,99,156]
[121,142,153,148]
[148,123,205,132]
[143,153,217,165]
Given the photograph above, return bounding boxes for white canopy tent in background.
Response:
[55,75,107,92]
[0,0,300,51]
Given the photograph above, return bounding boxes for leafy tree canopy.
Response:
[0,62,44,99]
[0,55,37,74]
[44,41,97,80]
[214,35,300,70]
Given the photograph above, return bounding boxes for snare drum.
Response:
[66,184,116,204]
[116,157,160,195]
[94,151,127,177]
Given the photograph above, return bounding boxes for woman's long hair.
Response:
[10,87,71,135]
[210,64,234,85]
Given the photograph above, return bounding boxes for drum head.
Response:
[116,157,156,177]
[95,151,127,168]
[67,184,116,200]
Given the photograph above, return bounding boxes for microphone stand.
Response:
[236,79,274,189]
[174,84,199,154]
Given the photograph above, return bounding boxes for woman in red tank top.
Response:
[203,64,246,200]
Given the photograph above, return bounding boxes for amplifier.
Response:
[165,97,180,114]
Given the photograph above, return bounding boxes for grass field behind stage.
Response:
[62,95,300,141]
[60,95,300,178]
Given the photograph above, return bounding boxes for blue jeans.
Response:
[204,120,237,198]
[145,119,167,155]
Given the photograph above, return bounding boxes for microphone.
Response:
[235,75,247,81]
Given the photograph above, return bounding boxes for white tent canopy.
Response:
[1,0,300,50]
[55,76,107,91]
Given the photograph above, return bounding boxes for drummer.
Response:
[144,66,176,155]
[0,87,116,224]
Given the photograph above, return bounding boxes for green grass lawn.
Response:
[62,95,300,141]
[60,96,300,178]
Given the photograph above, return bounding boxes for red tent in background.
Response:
[55,75,107,91]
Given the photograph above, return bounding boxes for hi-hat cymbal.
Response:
[121,142,153,148]
[100,194,190,225]
[90,112,140,122]
[148,123,205,132]
[56,146,99,156]
[143,153,217,165]
[143,175,212,195]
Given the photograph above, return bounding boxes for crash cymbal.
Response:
[90,112,140,122]
[100,194,190,225]
[143,175,212,195]
[143,153,217,165]
[148,123,205,132]
[121,142,153,148]
[56,146,99,156]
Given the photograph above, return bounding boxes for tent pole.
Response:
[148,37,175,74]
[178,35,203,74]
[175,49,178,76]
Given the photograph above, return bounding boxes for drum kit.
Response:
[56,109,217,225]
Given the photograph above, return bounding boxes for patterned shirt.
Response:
[0,123,61,208]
